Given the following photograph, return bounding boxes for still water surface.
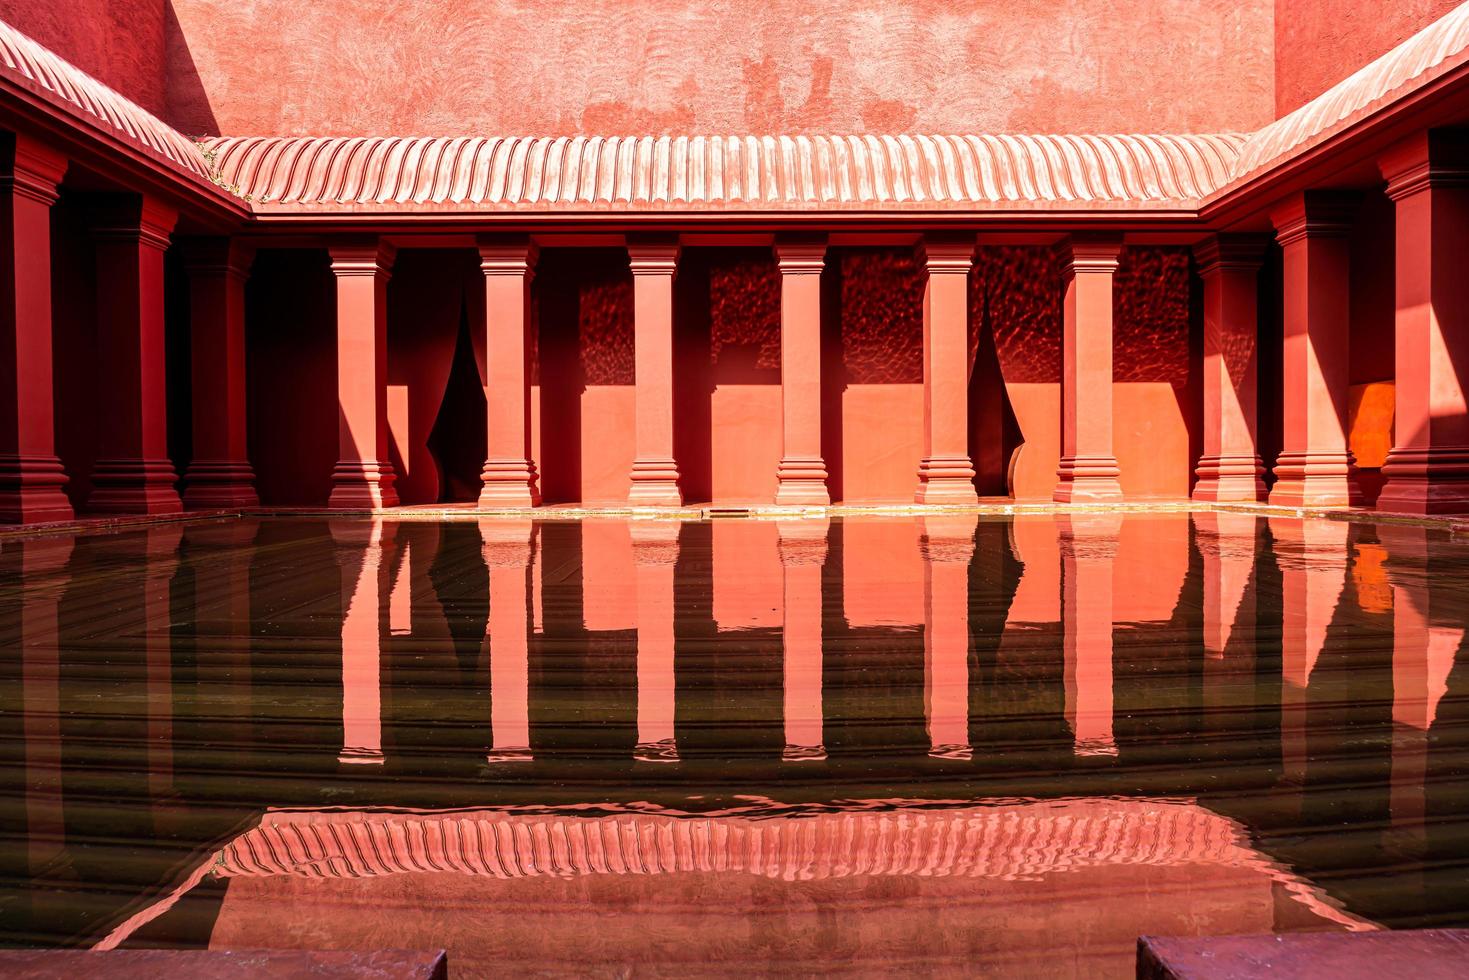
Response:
[2,513,1468,976]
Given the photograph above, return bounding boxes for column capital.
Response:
[1057,233,1123,274]
[1193,234,1268,277]
[91,194,178,251]
[917,233,975,273]
[1269,190,1359,246]
[328,238,396,277]
[774,235,827,274]
[181,236,256,279]
[0,133,66,206]
[627,236,681,275]
[1380,129,1469,201]
[477,234,539,276]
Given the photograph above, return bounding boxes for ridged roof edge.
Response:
[1233,2,1469,180]
[0,18,211,180]
[200,133,1247,211]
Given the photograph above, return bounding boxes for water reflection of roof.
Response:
[98,797,1373,950]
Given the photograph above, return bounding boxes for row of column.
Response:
[0,132,258,523]
[1198,130,1469,513]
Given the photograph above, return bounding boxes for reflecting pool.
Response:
[2,513,1469,976]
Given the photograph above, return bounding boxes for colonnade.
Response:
[7,128,1469,517]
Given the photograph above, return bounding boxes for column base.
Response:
[1268,452,1362,508]
[1376,447,1469,514]
[328,460,399,509]
[87,458,182,515]
[782,744,827,762]
[915,455,978,504]
[1053,455,1122,503]
[478,458,541,508]
[485,747,533,764]
[1192,454,1266,502]
[775,456,830,506]
[182,460,259,509]
[337,748,385,765]
[629,458,682,507]
[0,454,73,523]
[634,739,680,763]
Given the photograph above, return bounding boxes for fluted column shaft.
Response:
[1055,236,1123,502]
[89,196,182,515]
[916,237,979,504]
[0,135,70,523]
[775,238,829,506]
[1377,131,1469,513]
[328,240,398,508]
[183,238,258,508]
[1193,236,1267,502]
[1269,191,1363,507]
[479,238,540,507]
[627,240,682,506]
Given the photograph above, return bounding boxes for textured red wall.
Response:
[1274,0,1462,115]
[164,0,1274,136]
[0,0,166,116]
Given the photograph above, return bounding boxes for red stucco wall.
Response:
[1273,0,1462,116]
[0,0,166,116]
[163,0,1274,136]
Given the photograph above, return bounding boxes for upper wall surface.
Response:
[1274,0,1463,115]
[163,0,1275,137]
[0,0,165,116]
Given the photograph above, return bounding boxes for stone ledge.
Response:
[0,949,447,979]
[1138,931,1469,980]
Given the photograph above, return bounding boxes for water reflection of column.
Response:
[142,526,182,798]
[1270,518,1348,784]
[633,522,680,763]
[185,518,259,704]
[1060,514,1120,757]
[922,515,976,759]
[483,519,534,763]
[1196,513,1259,731]
[18,538,72,875]
[1380,525,1461,849]
[778,519,827,761]
[333,520,387,765]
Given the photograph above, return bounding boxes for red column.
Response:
[774,237,829,506]
[334,520,387,764]
[479,237,540,507]
[328,240,398,509]
[1195,511,1259,659]
[1060,513,1120,756]
[88,196,182,515]
[0,135,70,524]
[633,521,679,762]
[922,514,976,759]
[1268,192,1362,508]
[483,519,534,762]
[627,239,682,507]
[182,239,257,508]
[1377,131,1469,513]
[1193,236,1267,502]
[778,519,827,761]
[916,236,979,504]
[1054,236,1123,503]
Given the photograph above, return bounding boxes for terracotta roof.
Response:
[200,134,1246,212]
[1232,2,1469,181]
[0,19,210,180]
